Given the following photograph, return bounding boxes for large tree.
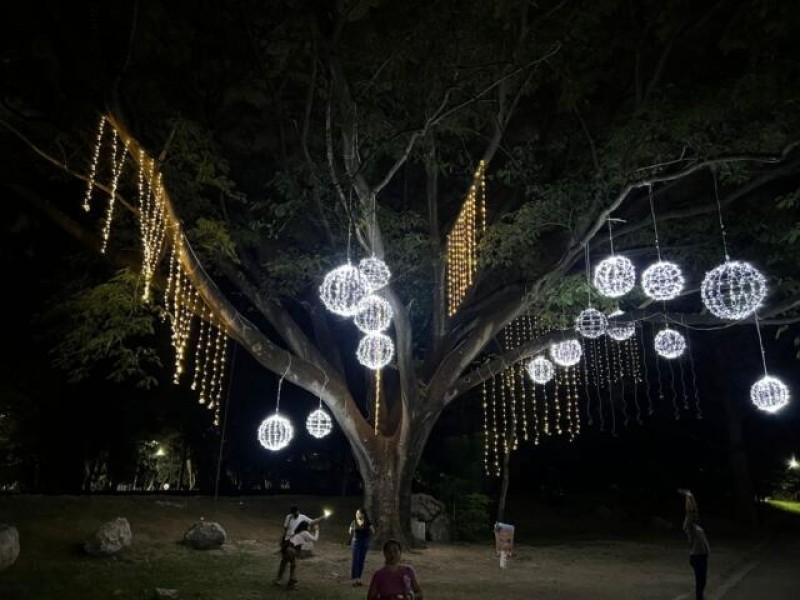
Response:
[3,0,800,538]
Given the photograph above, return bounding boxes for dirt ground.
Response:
[0,495,779,599]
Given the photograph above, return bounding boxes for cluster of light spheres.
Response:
[654,328,686,359]
[575,307,608,339]
[319,263,369,317]
[354,295,393,333]
[306,408,333,439]
[701,260,766,320]
[359,256,391,293]
[356,333,395,370]
[550,339,583,367]
[593,255,636,298]
[606,310,636,341]
[749,375,790,413]
[642,260,685,301]
[526,356,555,384]
[257,413,294,451]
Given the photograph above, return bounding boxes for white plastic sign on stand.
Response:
[494,522,514,568]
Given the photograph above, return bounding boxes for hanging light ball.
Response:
[319,263,369,317]
[526,356,555,384]
[654,328,686,359]
[606,310,635,341]
[354,295,393,333]
[550,339,583,367]
[257,413,294,451]
[593,255,636,298]
[701,260,766,320]
[642,260,685,301]
[306,408,333,439]
[750,375,790,413]
[575,307,608,339]
[356,333,395,370]
[359,256,391,293]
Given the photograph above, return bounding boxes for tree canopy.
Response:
[2,0,800,535]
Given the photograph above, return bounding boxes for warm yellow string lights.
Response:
[446,161,487,316]
[81,114,233,424]
[374,369,382,436]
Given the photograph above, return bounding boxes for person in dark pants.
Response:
[679,489,710,600]
[348,506,376,586]
[275,520,319,590]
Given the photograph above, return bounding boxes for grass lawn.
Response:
[0,494,770,599]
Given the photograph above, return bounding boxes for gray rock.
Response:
[428,514,451,542]
[84,517,132,556]
[0,524,20,571]
[183,521,226,550]
[152,589,180,599]
[595,505,614,521]
[410,493,445,522]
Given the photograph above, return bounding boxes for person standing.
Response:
[274,520,319,590]
[367,539,423,600]
[280,505,312,545]
[679,489,710,600]
[349,507,376,586]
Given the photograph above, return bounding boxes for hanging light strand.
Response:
[82,116,107,213]
[712,169,731,261]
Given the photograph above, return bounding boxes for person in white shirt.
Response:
[274,520,319,589]
[281,505,314,543]
[679,489,710,600]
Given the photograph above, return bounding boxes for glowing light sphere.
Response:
[575,307,608,339]
[750,375,790,413]
[306,408,333,439]
[319,263,369,317]
[359,256,391,293]
[701,260,766,320]
[550,339,583,367]
[606,310,635,341]
[654,328,686,359]
[354,295,393,333]
[257,413,294,451]
[593,255,636,298]
[642,260,685,301]
[526,356,555,384]
[356,333,395,370]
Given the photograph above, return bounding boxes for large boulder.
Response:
[0,524,20,571]
[428,514,451,542]
[84,517,132,556]
[410,494,450,541]
[183,521,226,550]
[410,494,445,522]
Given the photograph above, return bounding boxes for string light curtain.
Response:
[81,114,232,423]
[446,161,487,316]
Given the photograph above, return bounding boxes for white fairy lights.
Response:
[356,333,395,370]
[642,260,685,301]
[750,376,790,414]
[258,414,294,451]
[527,356,555,385]
[594,255,636,298]
[575,307,608,339]
[550,340,583,367]
[306,408,333,439]
[606,310,635,341]
[654,328,686,359]
[749,313,790,413]
[359,256,391,293]
[319,263,369,317]
[354,295,393,333]
[701,260,766,320]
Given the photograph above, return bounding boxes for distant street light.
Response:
[789,456,799,470]
[155,446,166,457]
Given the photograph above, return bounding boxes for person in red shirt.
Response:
[367,539,423,600]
